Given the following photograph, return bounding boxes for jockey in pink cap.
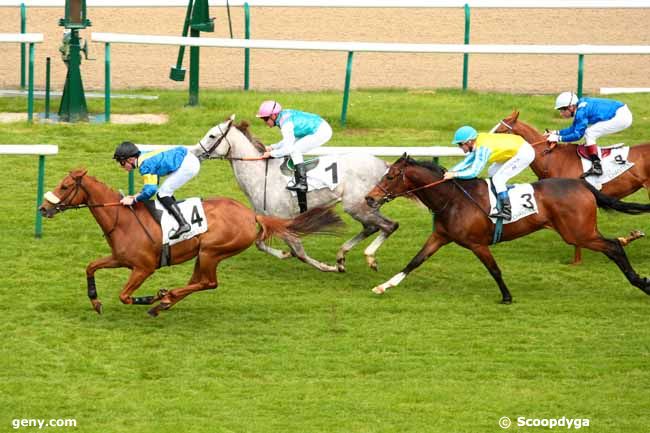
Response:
[256,100,333,212]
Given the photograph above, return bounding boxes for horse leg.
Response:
[85,255,123,314]
[579,236,650,295]
[617,229,645,247]
[338,206,399,272]
[147,253,222,317]
[572,247,583,266]
[372,232,449,294]
[117,267,155,306]
[255,239,292,259]
[335,226,378,272]
[281,236,339,272]
[470,245,513,304]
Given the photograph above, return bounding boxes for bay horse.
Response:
[493,110,650,263]
[39,169,344,317]
[365,155,650,304]
[190,115,398,273]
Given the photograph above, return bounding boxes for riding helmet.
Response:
[452,126,478,145]
[113,141,140,161]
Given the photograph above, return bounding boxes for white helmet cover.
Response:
[555,92,579,110]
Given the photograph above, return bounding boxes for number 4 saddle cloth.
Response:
[486,179,539,224]
[144,197,208,246]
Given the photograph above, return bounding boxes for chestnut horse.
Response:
[365,155,650,304]
[494,111,650,263]
[39,169,343,317]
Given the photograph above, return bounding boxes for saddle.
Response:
[279,157,320,176]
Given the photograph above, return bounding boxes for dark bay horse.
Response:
[39,169,344,317]
[365,155,650,304]
[494,111,650,263]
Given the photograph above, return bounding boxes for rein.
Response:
[199,121,267,161]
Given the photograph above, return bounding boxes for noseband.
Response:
[197,121,235,161]
[375,165,448,204]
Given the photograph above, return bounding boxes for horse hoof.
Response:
[500,299,512,305]
[337,263,346,273]
[147,307,159,317]
[91,300,103,314]
[372,286,386,295]
[365,256,378,271]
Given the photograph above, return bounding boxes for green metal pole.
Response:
[462,3,470,91]
[188,29,200,106]
[104,43,111,122]
[340,51,354,127]
[35,155,45,238]
[244,2,250,90]
[576,54,584,98]
[27,42,34,122]
[128,171,134,195]
[169,0,193,81]
[20,3,26,89]
[45,57,51,119]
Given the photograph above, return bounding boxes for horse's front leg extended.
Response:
[283,236,339,272]
[372,232,449,294]
[470,245,512,304]
[86,256,123,314]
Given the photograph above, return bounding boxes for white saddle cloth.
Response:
[286,154,341,194]
[581,144,634,189]
[486,180,538,224]
[154,197,208,246]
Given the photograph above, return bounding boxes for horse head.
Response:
[193,114,236,160]
[365,153,412,208]
[39,168,90,218]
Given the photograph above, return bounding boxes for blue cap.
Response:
[452,126,478,145]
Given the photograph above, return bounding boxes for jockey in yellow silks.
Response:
[443,126,535,221]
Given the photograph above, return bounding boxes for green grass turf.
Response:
[1,89,649,433]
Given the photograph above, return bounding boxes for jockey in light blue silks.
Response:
[113,141,200,239]
[443,126,535,221]
[544,92,633,178]
[257,100,333,212]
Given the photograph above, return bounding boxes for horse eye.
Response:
[60,185,68,190]
[209,135,215,139]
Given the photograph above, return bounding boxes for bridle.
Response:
[496,117,555,178]
[374,164,448,204]
[197,121,266,162]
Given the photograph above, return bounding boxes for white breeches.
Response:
[488,141,535,194]
[584,105,633,146]
[157,152,200,198]
[289,121,333,165]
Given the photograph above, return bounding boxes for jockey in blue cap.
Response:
[444,125,535,220]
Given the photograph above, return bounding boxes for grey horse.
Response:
[191,115,398,272]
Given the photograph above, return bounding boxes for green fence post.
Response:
[462,3,470,91]
[576,54,584,98]
[340,51,354,127]
[244,2,250,90]
[104,42,111,122]
[35,155,45,238]
[27,42,34,122]
[45,57,51,119]
[20,3,26,89]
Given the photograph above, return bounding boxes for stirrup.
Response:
[580,167,602,178]
[287,182,308,192]
[490,209,512,221]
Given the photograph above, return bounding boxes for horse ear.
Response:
[229,114,236,122]
[513,110,520,121]
[70,168,87,179]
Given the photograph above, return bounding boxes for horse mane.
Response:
[235,120,266,153]
[406,156,446,176]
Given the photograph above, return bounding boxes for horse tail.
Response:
[255,206,345,242]
[584,181,650,215]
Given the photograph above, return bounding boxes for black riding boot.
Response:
[581,155,603,178]
[490,194,512,221]
[158,195,191,240]
[287,163,308,193]
[287,163,308,213]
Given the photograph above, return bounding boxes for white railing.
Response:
[0,33,43,121]
[136,144,465,157]
[93,32,650,125]
[2,1,650,8]
[0,144,58,238]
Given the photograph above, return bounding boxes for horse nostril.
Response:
[365,196,375,207]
